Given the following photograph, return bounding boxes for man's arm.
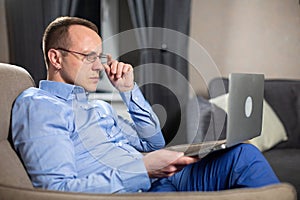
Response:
[102,57,199,179]
[103,57,165,151]
[118,84,165,151]
[12,91,151,193]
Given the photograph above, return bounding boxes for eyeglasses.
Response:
[56,47,107,64]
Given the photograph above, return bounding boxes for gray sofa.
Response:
[188,77,300,199]
[0,63,297,200]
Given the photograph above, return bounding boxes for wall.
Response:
[189,0,300,97]
[0,0,9,63]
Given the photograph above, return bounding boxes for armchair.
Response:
[0,63,297,200]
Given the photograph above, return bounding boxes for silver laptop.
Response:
[167,73,265,156]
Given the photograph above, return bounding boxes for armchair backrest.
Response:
[0,63,35,188]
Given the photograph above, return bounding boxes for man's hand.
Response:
[143,149,200,178]
[103,54,134,92]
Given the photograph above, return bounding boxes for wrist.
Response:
[117,82,134,92]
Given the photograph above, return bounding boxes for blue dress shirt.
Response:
[12,80,165,193]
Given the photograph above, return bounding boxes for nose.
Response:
[91,57,104,72]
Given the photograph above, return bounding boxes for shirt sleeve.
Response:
[12,90,151,193]
[119,83,165,151]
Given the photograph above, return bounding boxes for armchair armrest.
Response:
[0,183,296,200]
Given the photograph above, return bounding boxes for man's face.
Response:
[59,25,103,92]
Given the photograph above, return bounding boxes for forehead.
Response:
[68,25,102,52]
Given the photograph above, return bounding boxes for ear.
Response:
[48,49,62,70]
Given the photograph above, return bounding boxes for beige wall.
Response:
[189,0,300,97]
[0,0,9,63]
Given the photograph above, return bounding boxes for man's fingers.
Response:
[100,54,134,92]
[106,60,133,80]
[116,62,125,78]
[103,63,110,71]
[172,156,200,166]
[106,54,113,65]
[122,64,131,73]
[109,60,118,74]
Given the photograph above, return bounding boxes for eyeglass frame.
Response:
[56,47,108,64]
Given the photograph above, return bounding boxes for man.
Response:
[12,16,279,193]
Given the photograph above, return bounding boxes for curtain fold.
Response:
[0,0,9,63]
[127,0,191,145]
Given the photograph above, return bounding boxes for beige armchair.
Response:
[0,62,297,200]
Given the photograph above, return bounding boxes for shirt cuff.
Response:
[119,83,148,110]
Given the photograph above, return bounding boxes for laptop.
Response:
[166,73,265,157]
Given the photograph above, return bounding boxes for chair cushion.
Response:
[0,141,33,188]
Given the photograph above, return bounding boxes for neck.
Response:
[47,68,64,83]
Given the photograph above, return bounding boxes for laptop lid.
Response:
[226,73,264,147]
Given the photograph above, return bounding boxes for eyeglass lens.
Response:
[86,53,107,64]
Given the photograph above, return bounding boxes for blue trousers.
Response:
[149,143,279,192]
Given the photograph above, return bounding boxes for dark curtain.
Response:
[127,0,191,145]
[5,0,100,86]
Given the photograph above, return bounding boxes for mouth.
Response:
[90,77,99,83]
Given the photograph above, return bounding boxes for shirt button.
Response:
[134,97,139,101]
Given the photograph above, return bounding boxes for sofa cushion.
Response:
[209,78,300,149]
[263,80,300,149]
[264,149,300,199]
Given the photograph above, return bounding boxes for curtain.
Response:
[127,0,191,145]
[5,0,100,86]
[0,0,9,63]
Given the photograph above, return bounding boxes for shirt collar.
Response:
[39,80,87,101]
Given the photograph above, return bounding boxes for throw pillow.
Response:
[209,94,288,152]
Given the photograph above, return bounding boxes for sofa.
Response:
[187,76,300,199]
[0,62,297,200]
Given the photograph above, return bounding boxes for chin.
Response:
[86,85,98,92]
[81,80,98,92]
